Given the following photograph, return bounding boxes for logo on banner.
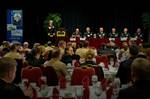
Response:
[13,12,22,25]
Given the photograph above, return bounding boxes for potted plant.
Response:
[43,13,62,33]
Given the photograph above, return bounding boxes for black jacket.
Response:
[117,80,150,99]
[0,79,29,99]
[116,57,136,85]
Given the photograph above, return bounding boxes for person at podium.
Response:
[47,20,56,45]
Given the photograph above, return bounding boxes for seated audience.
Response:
[81,48,96,67]
[0,57,32,98]
[23,42,31,54]
[26,45,45,67]
[4,44,22,59]
[0,41,10,57]
[58,40,66,57]
[116,45,139,85]
[61,46,74,65]
[44,47,68,79]
[75,40,89,63]
[61,46,80,65]
[117,58,150,99]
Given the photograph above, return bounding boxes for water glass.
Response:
[92,75,98,86]
[75,86,83,99]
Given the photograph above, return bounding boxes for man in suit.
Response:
[120,27,130,38]
[134,28,143,39]
[0,57,32,99]
[97,27,106,38]
[44,47,68,79]
[83,27,93,38]
[72,28,81,38]
[117,58,150,99]
[116,45,139,85]
[108,27,118,38]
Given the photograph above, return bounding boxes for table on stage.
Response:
[69,37,143,49]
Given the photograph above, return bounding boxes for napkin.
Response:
[82,76,90,99]
[59,76,67,89]
[82,76,90,88]
[52,87,59,99]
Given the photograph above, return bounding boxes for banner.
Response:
[7,10,23,43]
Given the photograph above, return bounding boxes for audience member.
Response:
[116,45,139,85]
[61,46,74,65]
[81,48,96,67]
[0,57,32,98]
[44,47,68,79]
[4,44,22,59]
[117,58,150,99]
[58,40,66,57]
[26,45,45,67]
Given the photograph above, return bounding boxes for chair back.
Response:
[95,55,109,69]
[41,66,58,86]
[21,66,42,84]
[71,67,95,85]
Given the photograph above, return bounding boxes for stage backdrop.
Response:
[7,10,23,43]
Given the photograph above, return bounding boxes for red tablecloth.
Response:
[86,38,110,49]
[69,37,143,49]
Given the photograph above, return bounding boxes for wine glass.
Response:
[110,58,114,67]
[30,82,37,89]
[92,75,98,87]
[94,82,102,99]
[95,87,102,99]
[65,75,71,87]
[21,78,29,89]
[40,85,49,97]
[40,76,47,84]
[75,86,83,99]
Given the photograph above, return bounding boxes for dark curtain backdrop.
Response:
[0,0,149,44]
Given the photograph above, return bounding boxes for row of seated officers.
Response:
[71,27,143,39]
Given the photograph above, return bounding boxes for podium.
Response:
[55,30,68,43]
[56,31,66,37]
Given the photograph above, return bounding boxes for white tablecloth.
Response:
[37,86,107,99]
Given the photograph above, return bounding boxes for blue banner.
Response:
[7,10,23,43]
